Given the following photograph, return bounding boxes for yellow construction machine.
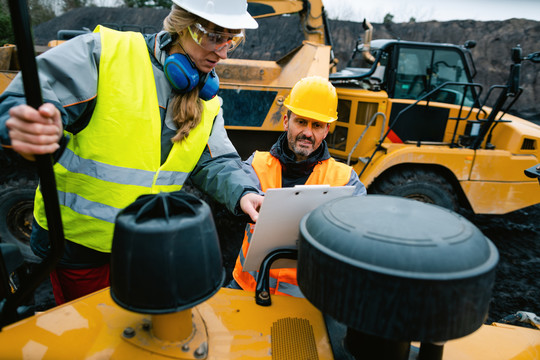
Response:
[218,0,540,215]
[1,0,540,265]
[0,2,539,359]
[0,188,539,360]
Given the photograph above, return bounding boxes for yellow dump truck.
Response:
[218,0,540,215]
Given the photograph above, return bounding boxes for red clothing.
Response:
[49,264,110,305]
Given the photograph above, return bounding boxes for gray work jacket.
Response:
[0,30,259,266]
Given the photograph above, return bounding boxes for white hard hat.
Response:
[172,0,258,30]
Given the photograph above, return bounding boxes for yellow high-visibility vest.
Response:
[34,26,219,252]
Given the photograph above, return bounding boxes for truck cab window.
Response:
[431,49,475,106]
[327,99,352,151]
[394,47,432,100]
[393,46,475,106]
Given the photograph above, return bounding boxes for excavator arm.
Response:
[247,0,326,44]
[247,0,305,17]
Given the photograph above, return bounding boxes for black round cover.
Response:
[110,191,224,314]
[297,195,499,342]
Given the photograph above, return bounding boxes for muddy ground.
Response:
[30,191,540,327]
[461,203,540,324]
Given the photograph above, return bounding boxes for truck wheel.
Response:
[370,168,459,211]
[0,179,40,263]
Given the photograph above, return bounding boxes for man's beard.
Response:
[289,134,314,158]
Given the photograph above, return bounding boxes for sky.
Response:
[323,0,540,23]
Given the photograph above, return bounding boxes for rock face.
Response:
[355,19,540,123]
[33,8,540,123]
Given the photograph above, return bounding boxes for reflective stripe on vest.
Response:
[33,26,219,253]
[232,151,353,297]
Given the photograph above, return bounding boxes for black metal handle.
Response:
[255,249,298,306]
[1,0,65,328]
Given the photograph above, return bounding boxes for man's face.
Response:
[284,112,329,161]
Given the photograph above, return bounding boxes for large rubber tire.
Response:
[0,179,40,263]
[370,167,459,212]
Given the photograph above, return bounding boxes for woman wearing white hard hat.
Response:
[0,0,262,305]
[163,0,257,141]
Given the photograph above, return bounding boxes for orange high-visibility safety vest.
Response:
[232,151,353,297]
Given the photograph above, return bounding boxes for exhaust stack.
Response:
[362,19,376,64]
[110,191,224,355]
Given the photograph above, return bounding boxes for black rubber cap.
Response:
[297,195,499,342]
[110,191,224,314]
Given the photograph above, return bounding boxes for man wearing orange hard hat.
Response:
[229,76,366,297]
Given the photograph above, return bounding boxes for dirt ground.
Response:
[461,203,540,324]
[29,194,540,327]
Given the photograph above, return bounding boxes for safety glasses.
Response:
[188,22,245,53]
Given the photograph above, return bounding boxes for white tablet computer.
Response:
[242,185,355,272]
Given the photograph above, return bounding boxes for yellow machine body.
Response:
[0,288,333,359]
[329,93,540,214]
[1,2,538,359]
[1,0,539,215]
[0,287,538,359]
[215,0,540,215]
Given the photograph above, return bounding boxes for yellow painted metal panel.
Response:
[329,90,390,161]
[356,144,476,186]
[488,114,540,153]
[247,0,304,18]
[442,323,540,360]
[0,288,333,360]
[0,71,17,94]
[217,42,331,88]
[460,180,540,214]
[442,106,486,144]
[0,287,538,359]
[471,150,539,182]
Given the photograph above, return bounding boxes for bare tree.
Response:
[0,0,56,46]
[0,0,14,45]
[63,0,88,12]
[383,13,394,24]
[123,0,171,8]
[29,0,56,24]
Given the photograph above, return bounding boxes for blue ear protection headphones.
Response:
[160,32,219,101]
[164,53,219,101]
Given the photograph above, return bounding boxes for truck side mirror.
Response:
[526,51,540,63]
[464,40,476,49]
